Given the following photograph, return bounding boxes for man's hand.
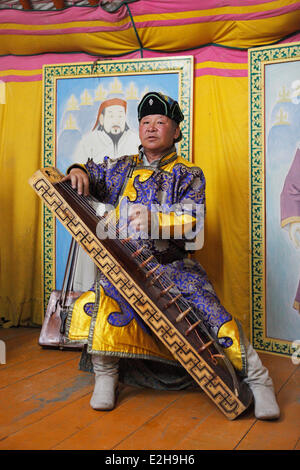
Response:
[128,203,151,236]
[61,168,90,197]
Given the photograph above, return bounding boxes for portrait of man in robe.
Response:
[250,47,300,356]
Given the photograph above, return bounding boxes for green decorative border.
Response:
[249,42,300,357]
[42,56,194,313]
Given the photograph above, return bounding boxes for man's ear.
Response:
[99,113,104,126]
[174,125,180,140]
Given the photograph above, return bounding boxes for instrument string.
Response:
[99,212,198,314]
[58,181,98,216]
[108,220,200,320]
[56,179,225,363]
[103,220,217,354]
[59,180,203,326]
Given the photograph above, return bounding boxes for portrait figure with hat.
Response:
[73,95,140,165]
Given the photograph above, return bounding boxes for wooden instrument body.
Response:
[29,167,253,420]
[38,290,83,349]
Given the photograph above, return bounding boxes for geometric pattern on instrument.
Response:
[30,169,247,420]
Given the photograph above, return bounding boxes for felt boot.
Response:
[244,342,280,420]
[90,355,119,411]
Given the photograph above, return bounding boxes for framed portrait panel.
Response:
[249,42,300,357]
[41,56,194,311]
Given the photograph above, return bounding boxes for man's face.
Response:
[100,105,126,135]
[139,114,180,155]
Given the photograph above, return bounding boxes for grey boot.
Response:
[244,342,280,420]
[90,354,119,411]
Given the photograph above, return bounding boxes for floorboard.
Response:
[0,327,299,451]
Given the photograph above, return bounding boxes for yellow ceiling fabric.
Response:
[0,1,300,55]
[0,0,300,330]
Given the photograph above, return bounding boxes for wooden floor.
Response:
[0,327,299,451]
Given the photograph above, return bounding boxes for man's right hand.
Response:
[61,168,90,197]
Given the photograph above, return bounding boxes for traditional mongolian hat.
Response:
[138,91,184,142]
[92,98,127,131]
[137,92,184,124]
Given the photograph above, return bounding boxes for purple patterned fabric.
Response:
[280,148,300,308]
[280,148,300,222]
[82,151,239,352]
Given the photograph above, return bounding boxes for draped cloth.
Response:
[64,149,247,387]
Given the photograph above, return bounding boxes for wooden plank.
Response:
[259,353,297,388]
[168,407,255,450]
[121,353,297,451]
[0,384,140,450]
[0,353,92,438]
[1,331,50,370]
[115,388,216,450]
[0,328,298,451]
[0,327,81,388]
[52,389,187,450]
[0,355,84,407]
[236,366,300,450]
[0,366,94,446]
[0,327,80,381]
[1,332,38,360]
[0,347,81,389]
[0,327,38,342]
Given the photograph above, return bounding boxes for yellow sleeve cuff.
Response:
[66,163,88,175]
[157,212,197,238]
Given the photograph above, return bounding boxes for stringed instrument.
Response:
[29,167,253,420]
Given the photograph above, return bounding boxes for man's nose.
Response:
[147,123,157,132]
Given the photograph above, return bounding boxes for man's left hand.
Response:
[128,203,151,236]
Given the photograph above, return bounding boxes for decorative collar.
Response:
[138,145,178,168]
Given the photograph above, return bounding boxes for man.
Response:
[73,97,140,164]
[62,92,280,420]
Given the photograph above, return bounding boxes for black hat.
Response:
[138,92,184,124]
